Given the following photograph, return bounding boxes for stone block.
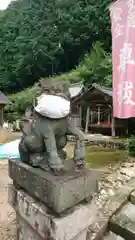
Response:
[72,230,87,240]
[130,191,135,205]
[120,168,135,178]
[8,183,17,209]
[103,232,125,240]
[17,213,87,240]
[125,178,135,190]
[109,202,135,240]
[103,186,133,217]
[87,216,108,240]
[86,186,133,240]
[9,188,100,240]
[16,214,43,240]
[8,159,99,214]
[8,183,132,240]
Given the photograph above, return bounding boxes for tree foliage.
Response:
[127,136,135,157]
[1,0,112,121]
[4,41,112,121]
[0,0,111,93]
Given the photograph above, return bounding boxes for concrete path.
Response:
[1,157,135,240]
[0,161,15,240]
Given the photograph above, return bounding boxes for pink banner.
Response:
[110,0,135,118]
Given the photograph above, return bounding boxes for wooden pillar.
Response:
[33,98,36,108]
[97,107,100,124]
[85,107,90,133]
[111,117,116,137]
[0,108,4,127]
[108,113,110,124]
[79,105,82,128]
[74,116,77,127]
[108,109,111,124]
[90,110,92,122]
[126,119,128,135]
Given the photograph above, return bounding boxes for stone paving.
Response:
[8,158,135,240]
[4,155,135,240]
[104,232,124,240]
[86,159,135,240]
[100,164,135,240]
[0,161,15,240]
[108,195,135,240]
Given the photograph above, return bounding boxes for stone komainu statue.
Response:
[19,79,85,175]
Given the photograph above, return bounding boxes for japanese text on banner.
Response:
[110,0,135,118]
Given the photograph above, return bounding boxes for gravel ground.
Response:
[0,156,135,239]
[0,161,15,240]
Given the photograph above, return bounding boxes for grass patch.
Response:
[66,144,127,168]
[84,148,126,168]
[0,135,126,169]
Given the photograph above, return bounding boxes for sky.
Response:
[0,0,12,10]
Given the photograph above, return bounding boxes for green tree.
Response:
[77,42,112,86]
[0,0,111,93]
[5,41,112,121]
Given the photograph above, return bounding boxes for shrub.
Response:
[127,135,135,157]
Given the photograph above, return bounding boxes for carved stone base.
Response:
[8,186,95,240]
[8,159,99,214]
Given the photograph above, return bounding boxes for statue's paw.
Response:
[29,153,43,167]
[85,195,93,203]
[79,136,85,142]
[74,158,85,170]
[40,164,50,172]
[58,150,67,161]
[76,131,85,141]
[52,167,66,176]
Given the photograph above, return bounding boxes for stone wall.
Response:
[85,140,126,150]
[68,136,126,149]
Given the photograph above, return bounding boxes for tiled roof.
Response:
[72,83,112,103]
[69,83,83,98]
[91,83,112,97]
[0,91,11,104]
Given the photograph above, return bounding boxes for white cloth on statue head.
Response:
[35,94,70,119]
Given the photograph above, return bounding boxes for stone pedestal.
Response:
[9,159,99,214]
[8,159,99,240]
